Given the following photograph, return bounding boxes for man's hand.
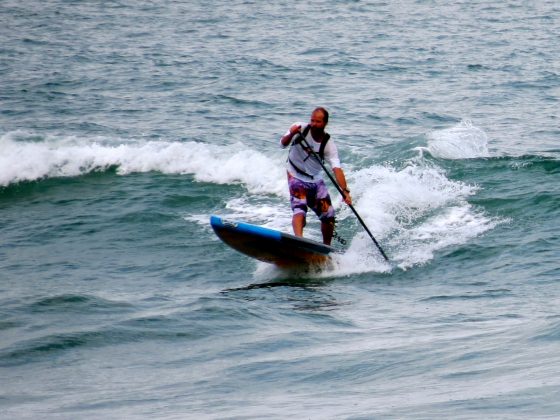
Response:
[342,189,352,205]
[289,124,302,136]
[281,124,302,146]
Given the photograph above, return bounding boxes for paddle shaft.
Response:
[297,133,389,261]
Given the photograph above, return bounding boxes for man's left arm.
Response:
[333,167,352,205]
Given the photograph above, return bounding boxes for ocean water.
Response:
[1,0,559,418]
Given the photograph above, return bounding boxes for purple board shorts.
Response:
[288,174,335,221]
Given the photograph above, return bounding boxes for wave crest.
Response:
[426,120,490,160]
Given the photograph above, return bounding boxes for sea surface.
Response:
[1,1,559,418]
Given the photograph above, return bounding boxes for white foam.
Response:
[426,120,489,159]
[392,205,499,269]
[313,162,498,275]
[223,197,292,229]
[0,132,286,194]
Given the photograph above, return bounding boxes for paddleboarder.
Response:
[280,107,352,245]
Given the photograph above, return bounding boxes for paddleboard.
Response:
[210,215,337,267]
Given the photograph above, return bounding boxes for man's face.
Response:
[310,111,326,131]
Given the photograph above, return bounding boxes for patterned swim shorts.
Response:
[288,174,335,221]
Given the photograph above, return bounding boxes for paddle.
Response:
[297,131,389,261]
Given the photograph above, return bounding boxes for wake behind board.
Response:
[210,215,337,267]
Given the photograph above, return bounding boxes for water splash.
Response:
[219,160,500,278]
[426,120,490,160]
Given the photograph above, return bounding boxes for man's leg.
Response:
[292,213,306,237]
[313,180,336,245]
[288,174,309,237]
[321,218,334,245]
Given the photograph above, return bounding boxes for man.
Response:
[280,107,352,245]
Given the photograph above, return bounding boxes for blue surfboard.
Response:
[210,215,337,267]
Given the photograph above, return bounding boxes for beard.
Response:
[310,126,324,139]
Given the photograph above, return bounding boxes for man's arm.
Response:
[333,167,352,205]
[280,124,302,147]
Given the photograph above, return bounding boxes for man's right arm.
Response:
[280,123,302,147]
